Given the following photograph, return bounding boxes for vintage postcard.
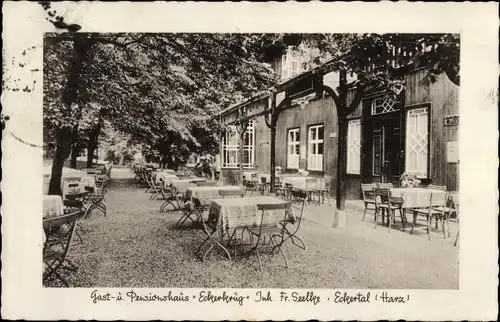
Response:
[1,1,498,320]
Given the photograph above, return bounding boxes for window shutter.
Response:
[405,108,429,177]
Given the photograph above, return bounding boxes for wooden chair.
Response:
[243,180,257,197]
[283,183,293,201]
[411,191,447,241]
[374,188,405,233]
[428,184,447,191]
[313,176,332,206]
[43,210,82,286]
[361,183,377,222]
[219,189,245,198]
[242,202,292,270]
[427,185,447,229]
[279,190,307,250]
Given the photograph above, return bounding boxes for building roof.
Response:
[219,57,338,117]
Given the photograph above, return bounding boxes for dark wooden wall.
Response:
[275,96,338,193]
[405,69,459,191]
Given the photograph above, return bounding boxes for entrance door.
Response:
[372,117,402,183]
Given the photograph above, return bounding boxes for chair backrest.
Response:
[256,202,292,232]
[428,184,447,191]
[361,183,377,200]
[43,210,81,258]
[377,182,394,189]
[289,190,306,232]
[219,189,244,198]
[196,181,217,187]
[374,188,391,206]
[429,191,447,209]
[305,177,317,189]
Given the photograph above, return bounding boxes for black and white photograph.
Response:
[2,2,498,321]
[40,31,462,289]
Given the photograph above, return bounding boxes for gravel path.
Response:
[48,168,458,289]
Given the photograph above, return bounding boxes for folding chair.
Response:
[43,211,82,286]
[243,180,257,197]
[374,188,406,233]
[159,184,182,212]
[411,191,447,241]
[242,202,292,270]
[194,198,232,262]
[279,190,307,250]
[361,183,377,222]
[84,179,107,218]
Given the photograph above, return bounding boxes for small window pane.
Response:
[317,143,324,155]
[318,127,324,140]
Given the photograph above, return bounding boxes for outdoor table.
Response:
[390,188,444,209]
[186,185,241,205]
[171,178,206,194]
[43,195,64,218]
[201,196,295,260]
[79,175,96,192]
[211,195,294,233]
[242,171,257,181]
[258,172,293,183]
[282,176,323,191]
[156,172,178,184]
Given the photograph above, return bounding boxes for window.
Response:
[405,108,429,178]
[222,120,255,168]
[281,47,306,81]
[371,96,400,115]
[347,119,361,174]
[287,128,300,169]
[307,124,324,171]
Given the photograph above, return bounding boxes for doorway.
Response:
[371,115,402,184]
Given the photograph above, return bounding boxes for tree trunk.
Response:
[86,143,96,168]
[336,116,348,210]
[70,144,80,169]
[119,154,125,166]
[48,129,74,196]
[269,123,276,193]
[48,37,93,195]
[86,123,102,168]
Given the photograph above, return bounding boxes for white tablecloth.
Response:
[282,177,323,191]
[390,188,445,208]
[156,172,178,184]
[171,178,206,193]
[43,195,64,218]
[79,176,96,191]
[187,185,241,205]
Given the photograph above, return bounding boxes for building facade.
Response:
[219,46,459,199]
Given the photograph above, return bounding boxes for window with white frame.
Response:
[347,119,361,174]
[371,96,400,115]
[307,124,324,171]
[405,108,429,178]
[222,120,255,168]
[281,47,307,81]
[287,128,300,169]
